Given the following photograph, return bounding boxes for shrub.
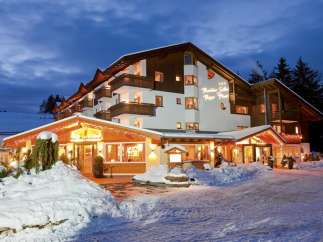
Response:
[0,167,8,178]
[32,135,58,173]
[92,156,104,178]
[24,150,34,172]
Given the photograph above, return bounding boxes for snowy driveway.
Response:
[78,168,323,242]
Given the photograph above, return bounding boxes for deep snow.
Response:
[1,161,323,241]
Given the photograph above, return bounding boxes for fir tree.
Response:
[39,94,64,114]
[292,58,323,111]
[271,57,293,87]
[249,61,267,84]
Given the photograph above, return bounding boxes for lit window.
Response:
[175,75,181,82]
[184,53,193,65]
[295,126,299,134]
[259,104,265,113]
[176,122,182,129]
[155,96,163,107]
[134,119,141,128]
[186,122,199,130]
[271,103,278,113]
[134,95,141,104]
[184,75,198,86]
[133,62,141,76]
[185,97,198,109]
[169,153,182,163]
[176,98,181,105]
[235,105,248,114]
[273,125,281,133]
[155,71,164,82]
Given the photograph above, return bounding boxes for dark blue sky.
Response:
[1,0,323,131]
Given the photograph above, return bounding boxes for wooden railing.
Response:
[94,110,111,121]
[109,102,156,117]
[109,74,154,92]
[71,104,82,113]
[94,87,112,100]
[80,98,93,108]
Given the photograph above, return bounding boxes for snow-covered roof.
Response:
[164,144,187,153]
[215,125,284,142]
[3,114,162,142]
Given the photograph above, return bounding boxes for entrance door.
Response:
[75,144,97,175]
[243,145,254,163]
[255,146,272,164]
[83,145,94,175]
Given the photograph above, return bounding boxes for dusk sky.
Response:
[1,0,323,131]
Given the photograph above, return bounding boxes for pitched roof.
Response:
[57,42,250,111]
[251,78,323,119]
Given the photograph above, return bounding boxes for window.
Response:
[184,75,198,86]
[106,144,119,162]
[175,75,181,82]
[155,96,163,107]
[176,122,182,129]
[259,104,265,113]
[134,95,141,104]
[186,122,199,130]
[185,97,198,109]
[295,126,299,134]
[273,125,281,133]
[235,105,248,114]
[271,103,278,113]
[134,119,141,128]
[176,98,181,105]
[184,53,193,65]
[155,71,164,82]
[133,62,141,75]
[122,143,145,162]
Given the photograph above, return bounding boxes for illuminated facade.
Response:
[2,43,322,175]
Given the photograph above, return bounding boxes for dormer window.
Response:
[184,52,193,65]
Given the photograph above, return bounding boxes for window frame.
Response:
[155,95,163,107]
[176,97,181,105]
[184,75,198,86]
[185,97,198,110]
[154,71,164,82]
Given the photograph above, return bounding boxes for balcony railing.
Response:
[94,87,112,100]
[94,110,111,121]
[71,104,82,113]
[109,74,154,92]
[270,110,299,121]
[80,98,93,108]
[55,110,73,120]
[109,102,156,117]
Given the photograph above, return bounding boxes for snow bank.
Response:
[36,131,58,143]
[0,162,120,233]
[134,165,168,184]
[133,165,189,186]
[295,160,323,169]
[186,162,271,186]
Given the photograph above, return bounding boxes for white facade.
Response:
[76,58,251,132]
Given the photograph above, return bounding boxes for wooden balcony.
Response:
[94,110,111,121]
[71,104,82,113]
[55,110,73,120]
[270,110,299,121]
[94,87,112,100]
[109,102,156,117]
[80,98,93,108]
[109,74,154,92]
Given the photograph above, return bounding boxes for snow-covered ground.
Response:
[1,161,323,241]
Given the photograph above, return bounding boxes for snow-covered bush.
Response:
[32,131,58,172]
[185,162,271,186]
[0,162,120,235]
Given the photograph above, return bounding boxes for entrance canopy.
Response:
[3,114,162,148]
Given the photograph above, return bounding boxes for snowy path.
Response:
[76,168,323,242]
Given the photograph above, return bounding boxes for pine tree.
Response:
[272,57,293,87]
[292,58,323,111]
[39,94,64,114]
[249,61,267,84]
